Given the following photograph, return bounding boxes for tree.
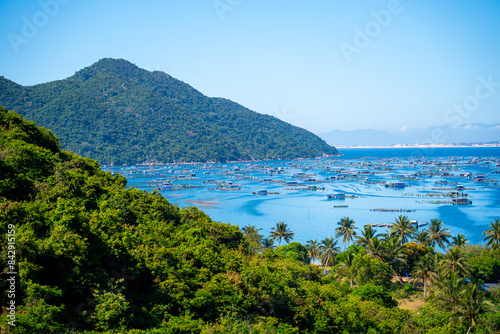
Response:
[91,285,130,331]
[411,253,438,301]
[351,253,394,289]
[383,236,407,272]
[274,242,310,264]
[351,284,398,308]
[389,215,414,246]
[306,239,320,264]
[242,225,263,251]
[451,284,493,334]
[366,237,386,263]
[467,255,500,283]
[269,221,294,247]
[335,216,357,251]
[355,225,379,248]
[483,219,500,247]
[334,251,356,287]
[413,230,430,246]
[404,241,432,275]
[451,233,469,247]
[440,247,471,278]
[434,272,465,312]
[319,237,340,274]
[427,219,451,249]
[261,236,275,249]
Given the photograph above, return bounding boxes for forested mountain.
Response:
[0,58,338,165]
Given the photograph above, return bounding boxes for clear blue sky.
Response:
[1,0,500,134]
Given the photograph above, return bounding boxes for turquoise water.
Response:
[106,147,500,246]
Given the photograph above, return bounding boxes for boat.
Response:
[327,193,345,199]
[452,198,473,205]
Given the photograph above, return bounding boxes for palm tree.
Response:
[439,247,471,278]
[306,239,320,264]
[335,216,357,251]
[334,252,356,287]
[427,219,451,249]
[377,231,391,241]
[451,284,494,334]
[270,221,294,246]
[482,219,500,247]
[355,225,379,248]
[413,230,430,246]
[389,215,414,246]
[451,233,469,247]
[261,237,275,249]
[242,225,263,250]
[366,237,386,262]
[410,253,438,301]
[383,236,407,271]
[319,237,340,275]
[434,272,465,312]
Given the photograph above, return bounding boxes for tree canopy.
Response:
[1,106,500,333]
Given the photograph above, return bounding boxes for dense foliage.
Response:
[1,107,500,333]
[0,59,338,165]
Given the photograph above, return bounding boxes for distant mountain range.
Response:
[319,124,500,147]
[0,58,338,165]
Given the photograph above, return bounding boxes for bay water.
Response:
[107,147,500,246]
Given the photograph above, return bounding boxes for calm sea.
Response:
[114,147,500,247]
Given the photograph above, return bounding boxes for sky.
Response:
[1,0,500,135]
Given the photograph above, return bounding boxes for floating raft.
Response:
[370,208,416,212]
[431,187,475,190]
[416,200,451,204]
[285,186,326,191]
[416,199,472,205]
[213,187,241,191]
[156,184,200,191]
[366,221,427,228]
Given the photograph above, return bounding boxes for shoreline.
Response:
[102,153,343,167]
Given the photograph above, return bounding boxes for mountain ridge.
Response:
[0,58,338,165]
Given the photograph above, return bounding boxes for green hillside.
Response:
[0,58,338,165]
[2,106,500,333]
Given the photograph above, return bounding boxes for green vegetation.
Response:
[0,58,338,165]
[1,107,500,333]
[335,216,356,251]
[269,221,294,247]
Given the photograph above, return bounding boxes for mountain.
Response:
[319,124,500,147]
[0,58,338,165]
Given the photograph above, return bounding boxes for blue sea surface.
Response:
[108,147,500,247]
